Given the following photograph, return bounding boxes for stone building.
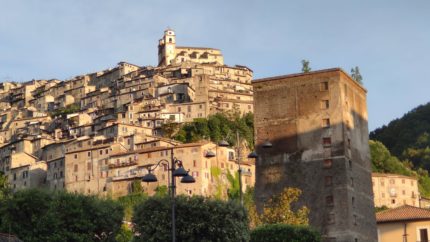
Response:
[372,173,420,208]
[0,28,256,200]
[158,29,224,67]
[253,68,377,242]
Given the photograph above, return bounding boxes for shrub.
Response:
[0,189,124,242]
[133,195,249,242]
[250,224,320,242]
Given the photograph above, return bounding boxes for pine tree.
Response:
[350,66,363,84]
[301,60,311,73]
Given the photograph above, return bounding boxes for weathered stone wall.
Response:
[253,69,377,242]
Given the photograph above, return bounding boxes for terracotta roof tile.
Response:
[376,205,430,223]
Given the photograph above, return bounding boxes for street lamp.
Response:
[141,148,196,242]
[219,132,272,206]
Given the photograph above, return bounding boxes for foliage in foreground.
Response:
[0,189,124,242]
[250,224,320,242]
[133,195,249,242]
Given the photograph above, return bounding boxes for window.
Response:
[322,118,330,128]
[392,199,396,204]
[74,154,78,159]
[327,213,335,224]
[87,163,92,170]
[325,176,333,186]
[326,195,334,206]
[418,228,429,242]
[88,151,91,157]
[323,137,331,147]
[74,164,78,172]
[323,159,333,168]
[352,197,355,207]
[320,100,329,109]
[320,81,329,91]
[193,160,197,167]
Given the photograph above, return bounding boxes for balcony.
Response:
[108,161,137,169]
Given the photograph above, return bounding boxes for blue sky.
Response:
[1,0,429,131]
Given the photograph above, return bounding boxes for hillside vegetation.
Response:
[162,112,254,149]
[370,102,430,170]
[369,140,430,197]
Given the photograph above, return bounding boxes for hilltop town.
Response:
[2,29,430,242]
[0,29,255,198]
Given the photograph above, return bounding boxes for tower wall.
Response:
[252,68,377,242]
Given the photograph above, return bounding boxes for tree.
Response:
[133,195,249,242]
[226,170,240,201]
[244,187,260,229]
[173,112,255,150]
[115,224,133,242]
[0,171,11,200]
[131,180,144,194]
[250,224,320,242]
[301,60,311,73]
[259,187,309,225]
[154,185,168,197]
[0,189,124,242]
[350,66,363,84]
[161,121,181,139]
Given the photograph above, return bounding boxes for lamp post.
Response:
[219,131,272,206]
[141,148,195,242]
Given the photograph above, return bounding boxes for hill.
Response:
[370,102,430,170]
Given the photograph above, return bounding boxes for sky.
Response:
[1,0,429,131]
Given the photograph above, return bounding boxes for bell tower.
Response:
[158,29,176,66]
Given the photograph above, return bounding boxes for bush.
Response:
[133,195,249,242]
[250,224,320,242]
[0,189,124,242]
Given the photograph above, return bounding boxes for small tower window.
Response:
[169,38,172,43]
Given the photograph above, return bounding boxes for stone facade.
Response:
[253,68,377,242]
[0,29,255,199]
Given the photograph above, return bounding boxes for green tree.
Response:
[118,193,148,221]
[0,189,124,242]
[174,112,255,149]
[250,224,320,242]
[133,195,249,242]
[350,66,363,84]
[226,170,240,201]
[115,224,133,242]
[154,185,168,197]
[0,171,11,200]
[301,60,311,73]
[131,180,144,194]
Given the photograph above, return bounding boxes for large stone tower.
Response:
[158,29,176,66]
[252,68,377,242]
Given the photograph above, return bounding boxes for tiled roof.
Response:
[376,205,430,223]
[372,172,417,180]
